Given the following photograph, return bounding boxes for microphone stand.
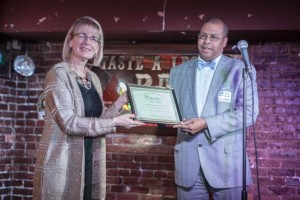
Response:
[242,66,250,200]
[237,40,252,200]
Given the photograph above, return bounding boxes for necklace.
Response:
[75,74,91,89]
[66,60,92,89]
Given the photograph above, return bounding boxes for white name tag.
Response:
[218,91,231,102]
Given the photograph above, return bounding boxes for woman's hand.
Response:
[113,113,145,129]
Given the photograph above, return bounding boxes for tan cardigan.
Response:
[33,61,122,200]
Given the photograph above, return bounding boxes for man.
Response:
[170,17,259,199]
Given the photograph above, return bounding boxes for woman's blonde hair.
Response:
[62,16,104,66]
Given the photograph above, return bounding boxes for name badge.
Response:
[218,91,231,102]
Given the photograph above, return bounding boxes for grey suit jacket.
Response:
[170,55,259,188]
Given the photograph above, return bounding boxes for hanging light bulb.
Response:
[14,50,35,76]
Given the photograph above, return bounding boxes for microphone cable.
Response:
[249,71,261,200]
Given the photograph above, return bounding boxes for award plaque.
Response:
[126,83,182,124]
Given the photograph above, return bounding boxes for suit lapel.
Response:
[202,56,229,117]
[186,59,199,117]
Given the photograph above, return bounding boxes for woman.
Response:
[32,16,144,200]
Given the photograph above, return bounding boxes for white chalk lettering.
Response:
[135,74,152,86]
[157,73,169,87]
[152,56,161,71]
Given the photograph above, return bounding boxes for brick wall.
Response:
[0,42,299,200]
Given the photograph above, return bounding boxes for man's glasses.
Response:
[74,33,101,44]
[198,33,226,42]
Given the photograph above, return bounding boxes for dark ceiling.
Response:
[1,0,300,44]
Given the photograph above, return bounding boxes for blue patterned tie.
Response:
[198,59,216,70]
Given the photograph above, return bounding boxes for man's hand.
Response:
[173,117,208,135]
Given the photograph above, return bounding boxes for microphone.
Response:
[237,40,252,72]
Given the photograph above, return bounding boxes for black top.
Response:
[77,82,102,200]
[79,82,102,118]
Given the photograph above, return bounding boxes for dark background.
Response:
[1,0,300,43]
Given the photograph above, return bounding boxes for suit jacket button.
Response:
[198,144,202,147]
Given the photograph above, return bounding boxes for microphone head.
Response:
[237,40,248,50]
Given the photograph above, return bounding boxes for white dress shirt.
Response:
[196,55,222,116]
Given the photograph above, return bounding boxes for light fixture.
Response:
[13,50,35,76]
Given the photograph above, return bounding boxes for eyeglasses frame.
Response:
[197,32,227,42]
[73,32,101,44]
